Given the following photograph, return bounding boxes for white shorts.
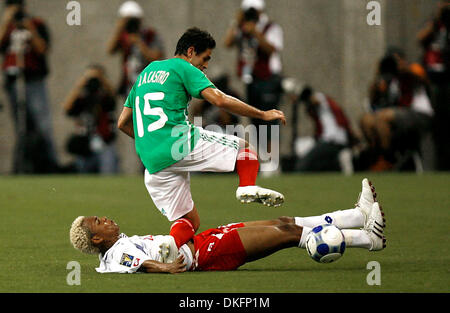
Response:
[145,128,241,221]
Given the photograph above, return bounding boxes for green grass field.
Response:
[0,173,448,293]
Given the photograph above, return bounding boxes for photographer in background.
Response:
[224,0,283,155]
[0,0,59,173]
[295,86,357,173]
[107,1,164,97]
[63,65,119,174]
[417,1,450,170]
[359,50,434,171]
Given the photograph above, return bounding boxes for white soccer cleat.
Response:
[364,202,386,251]
[356,178,378,227]
[236,185,284,207]
[158,236,179,263]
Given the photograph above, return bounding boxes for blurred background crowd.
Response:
[0,0,448,175]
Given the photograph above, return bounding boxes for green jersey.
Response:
[124,57,215,174]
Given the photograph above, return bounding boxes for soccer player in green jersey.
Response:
[118,28,286,247]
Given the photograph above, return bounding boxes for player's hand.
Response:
[117,17,129,30]
[235,9,244,25]
[166,255,187,274]
[262,109,286,125]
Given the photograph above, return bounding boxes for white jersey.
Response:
[95,233,193,273]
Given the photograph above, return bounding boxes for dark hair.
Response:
[299,86,313,103]
[379,55,398,76]
[441,5,450,28]
[174,27,216,56]
[243,8,259,22]
[6,0,24,5]
[385,46,405,59]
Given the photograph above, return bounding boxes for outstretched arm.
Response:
[201,87,286,125]
[107,17,128,54]
[139,255,187,274]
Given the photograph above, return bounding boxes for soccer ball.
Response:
[305,224,346,263]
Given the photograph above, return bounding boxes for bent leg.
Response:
[360,113,378,148]
[294,208,364,229]
[180,205,200,231]
[144,169,195,223]
[374,108,396,150]
[242,216,294,227]
[238,138,256,152]
[237,223,302,263]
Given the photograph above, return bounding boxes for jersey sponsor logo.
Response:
[120,253,135,267]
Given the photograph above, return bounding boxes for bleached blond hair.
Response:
[69,216,100,255]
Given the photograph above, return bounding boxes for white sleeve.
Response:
[96,241,152,274]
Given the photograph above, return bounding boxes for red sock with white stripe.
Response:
[169,218,195,248]
[236,148,259,187]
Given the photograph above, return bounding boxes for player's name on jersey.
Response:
[138,70,170,87]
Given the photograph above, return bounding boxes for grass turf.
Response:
[0,173,448,293]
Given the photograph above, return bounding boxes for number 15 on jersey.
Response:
[135,92,168,137]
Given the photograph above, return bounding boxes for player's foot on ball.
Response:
[355,178,377,226]
[236,186,284,207]
[364,202,386,251]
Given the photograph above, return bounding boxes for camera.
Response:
[125,18,141,34]
[6,0,27,23]
[84,78,102,94]
[440,5,450,28]
[378,55,398,82]
[14,9,27,22]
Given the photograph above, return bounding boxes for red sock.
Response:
[236,148,259,187]
[169,218,195,248]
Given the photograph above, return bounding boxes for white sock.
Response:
[341,229,372,249]
[294,208,364,229]
[297,228,371,250]
[298,226,312,249]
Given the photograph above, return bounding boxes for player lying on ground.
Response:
[70,179,386,273]
[117,27,286,235]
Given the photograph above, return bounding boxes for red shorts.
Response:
[193,223,246,271]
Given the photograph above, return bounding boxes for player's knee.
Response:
[375,108,395,123]
[190,219,200,232]
[277,216,294,225]
[181,211,200,232]
[277,223,302,236]
[239,139,256,152]
[360,113,375,129]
